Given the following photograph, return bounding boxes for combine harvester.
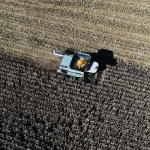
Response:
[53,49,99,84]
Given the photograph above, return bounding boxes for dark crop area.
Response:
[0,57,149,150]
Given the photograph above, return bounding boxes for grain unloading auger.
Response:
[53,49,99,84]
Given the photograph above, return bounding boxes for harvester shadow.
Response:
[86,49,117,72]
[85,49,117,84]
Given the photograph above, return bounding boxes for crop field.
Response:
[0,55,149,149]
[1,1,150,149]
[1,0,150,70]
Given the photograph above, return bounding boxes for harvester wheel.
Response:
[87,73,96,85]
[95,71,102,85]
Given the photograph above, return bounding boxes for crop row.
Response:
[0,58,149,149]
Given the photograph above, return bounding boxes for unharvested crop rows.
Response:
[1,0,150,68]
[0,56,149,149]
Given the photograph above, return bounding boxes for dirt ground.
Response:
[1,0,150,70]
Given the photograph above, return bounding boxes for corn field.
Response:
[0,56,149,149]
[1,1,150,149]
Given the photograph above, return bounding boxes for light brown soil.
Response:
[1,0,150,70]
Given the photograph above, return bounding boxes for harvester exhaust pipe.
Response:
[53,50,64,57]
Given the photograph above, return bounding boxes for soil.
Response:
[1,0,150,69]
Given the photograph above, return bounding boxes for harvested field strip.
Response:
[1,0,150,68]
[19,0,150,14]
[1,1,150,36]
[1,11,149,50]
[2,3,150,37]
[1,18,150,64]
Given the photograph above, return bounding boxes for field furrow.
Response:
[0,56,149,149]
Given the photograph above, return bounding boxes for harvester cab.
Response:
[53,49,99,84]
